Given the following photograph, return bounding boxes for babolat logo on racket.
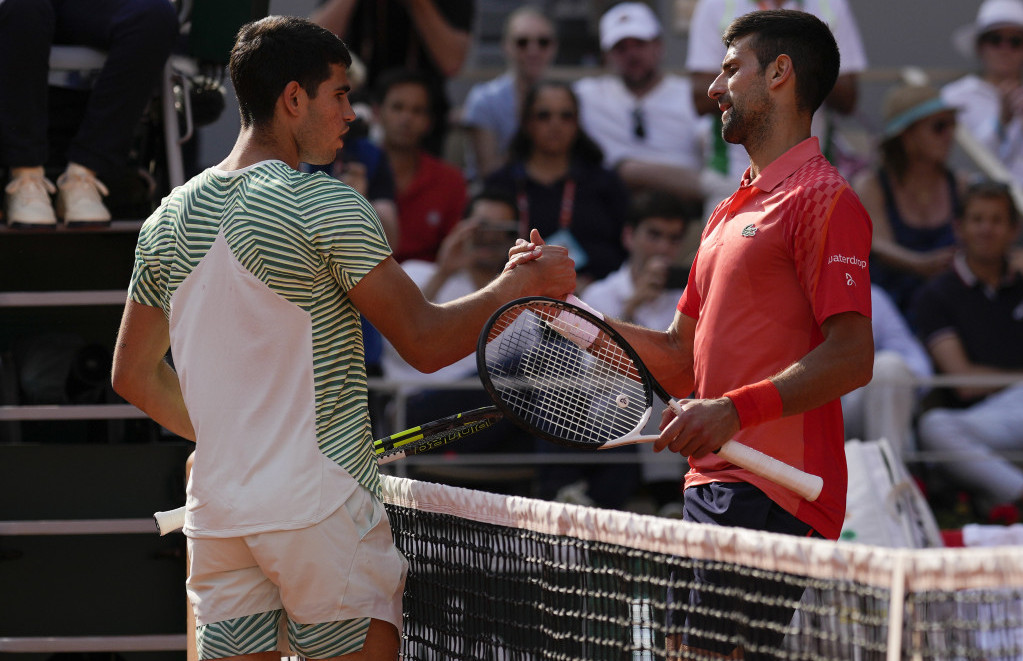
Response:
[416,417,499,453]
[741,224,757,237]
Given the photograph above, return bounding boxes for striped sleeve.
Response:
[128,215,167,312]
[303,176,392,290]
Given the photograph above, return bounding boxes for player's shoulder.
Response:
[792,155,854,196]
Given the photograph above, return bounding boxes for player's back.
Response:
[129,160,392,536]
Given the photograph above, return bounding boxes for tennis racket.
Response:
[153,406,504,535]
[477,296,824,502]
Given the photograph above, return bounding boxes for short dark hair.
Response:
[962,180,1020,226]
[230,16,352,128]
[373,68,434,112]
[723,9,839,114]
[627,191,692,228]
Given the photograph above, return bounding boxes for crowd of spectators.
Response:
[4,0,1023,522]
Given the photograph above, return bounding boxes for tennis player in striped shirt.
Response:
[111,16,575,661]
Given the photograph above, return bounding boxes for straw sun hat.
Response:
[880,84,955,140]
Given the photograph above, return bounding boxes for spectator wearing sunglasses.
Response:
[461,8,558,179]
[943,0,1023,188]
[852,84,972,321]
[484,81,630,288]
[573,3,713,218]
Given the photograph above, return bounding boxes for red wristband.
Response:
[724,379,783,429]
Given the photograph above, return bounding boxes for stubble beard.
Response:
[721,87,774,155]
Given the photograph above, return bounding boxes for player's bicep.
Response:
[807,189,872,322]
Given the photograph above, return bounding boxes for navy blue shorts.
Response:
[667,482,820,659]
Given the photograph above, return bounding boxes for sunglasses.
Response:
[533,109,576,122]
[514,36,554,50]
[633,107,646,140]
[980,31,1023,49]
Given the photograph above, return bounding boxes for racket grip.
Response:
[717,440,824,502]
[377,451,406,465]
[154,506,186,536]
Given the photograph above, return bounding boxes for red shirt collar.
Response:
[741,137,822,192]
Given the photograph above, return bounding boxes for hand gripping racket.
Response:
[477,296,824,502]
[153,406,504,535]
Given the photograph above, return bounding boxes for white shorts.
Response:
[186,485,407,659]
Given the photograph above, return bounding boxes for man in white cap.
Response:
[943,0,1023,187]
[574,2,715,214]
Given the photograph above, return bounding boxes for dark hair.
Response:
[507,81,605,166]
[230,16,352,129]
[373,68,434,113]
[962,180,1020,225]
[466,187,519,219]
[723,9,839,114]
[627,190,692,228]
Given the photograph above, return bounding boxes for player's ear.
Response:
[766,54,793,91]
[280,80,304,117]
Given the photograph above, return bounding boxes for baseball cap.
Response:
[599,2,662,51]
[952,0,1023,58]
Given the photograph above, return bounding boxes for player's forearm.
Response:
[770,312,874,416]
[611,320,695,398]
[113,361,196,441]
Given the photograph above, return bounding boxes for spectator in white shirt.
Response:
[574,3,713,214]
[942,0,1023,187]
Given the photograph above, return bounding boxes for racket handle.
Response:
[154,506,186,536]
[665,399,823,502]
[717,440,824,502]
[378,451,406,465]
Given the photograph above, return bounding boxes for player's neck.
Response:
[219,127,297,171]
[745,113,810,179]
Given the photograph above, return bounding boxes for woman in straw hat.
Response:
[942,0,1023,187]
[852,83,971,318]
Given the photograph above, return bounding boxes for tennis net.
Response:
[381,475,1023,660]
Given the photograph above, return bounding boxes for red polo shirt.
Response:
[678,138,872,539]
[394,151,467,263]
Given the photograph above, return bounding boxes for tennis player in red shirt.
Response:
[600,9,873,658]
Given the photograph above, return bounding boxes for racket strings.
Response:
[484,302,649,446]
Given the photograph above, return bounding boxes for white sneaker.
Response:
[56,163,111,227]
[4,167,57,229]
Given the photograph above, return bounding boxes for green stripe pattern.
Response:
[128,162,391,497]
[196,610,282,659]
[289,617,372,658]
